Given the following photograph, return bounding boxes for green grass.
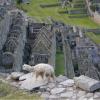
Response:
[55,51,65,76]
[0,80,41,100]
[86,32,100,44]
[17,0,100,28]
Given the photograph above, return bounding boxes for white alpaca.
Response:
[33,63,55,82]
[20,63,55,90]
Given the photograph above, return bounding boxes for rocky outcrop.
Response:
[19,72,48,90]
[10,72,24,80]
[6,73,100,100]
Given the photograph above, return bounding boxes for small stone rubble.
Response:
[5,72,100,100]
[0,63,99,100]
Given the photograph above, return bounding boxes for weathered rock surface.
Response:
[86,93,93,98]
[49,95,59,99]
[77,90,86,97]
[19,73,33,81]
[56,75,68,83]
[94,92,100,99]
[47,83,56,89]
[41,92,50,98]
[51,88,66,94]
[60,79,74,87]
[19,74,48,90]
[11,72,24,80]
[60,91,73,98]
[2,72,100,100]
[74,75,100,92]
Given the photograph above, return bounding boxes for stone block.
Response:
[51,88,66,95]
[74,75,100,92]
[11,72,24,80]
[60,79,74,87]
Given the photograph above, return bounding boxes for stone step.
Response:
[73,4,85,8]
[69,9,87,14]
[69,14,88,18]
[40,3,60,8]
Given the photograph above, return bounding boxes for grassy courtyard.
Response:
[55,51,65,76]
[17,0,100,28]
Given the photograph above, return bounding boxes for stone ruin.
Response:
[52,22,100,80]
[0,5,11,50]
[0,11,26,72]
[24,22,56,67]
[0,9,57,73]
[62,25,100,80]
[0,5,100,82]
[90,0,100,13]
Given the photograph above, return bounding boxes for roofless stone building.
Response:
[24,22,56,68]
[0,11,26,72]
[0,4,99,81]
[0,6,11,51]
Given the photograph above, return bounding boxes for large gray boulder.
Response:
[74,75,100,92]
[11,72,24,80]
[19,73,33,81]
[19,73,48,90]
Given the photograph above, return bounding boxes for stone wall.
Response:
[0,10,11,50]
[25,22,56,68]
[0,11,27,72]
[13,18,26,71]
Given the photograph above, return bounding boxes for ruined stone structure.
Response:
[90,0,100,13]
[61,26,76,78]
[0,6,11,51]
[76,39,100,80]
[65,25,100,80]
[0,11,26,72]
[0,4,100,80]
[24,22,56,67]
[53,22,100,80]
[53,23,75,78]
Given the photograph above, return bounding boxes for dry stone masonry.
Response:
[2,64,100,100]
[0,6,11,50]
[0,11,27,72]
[24,22,56,67]
[0,2,100,100]
[0,9,100,81]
